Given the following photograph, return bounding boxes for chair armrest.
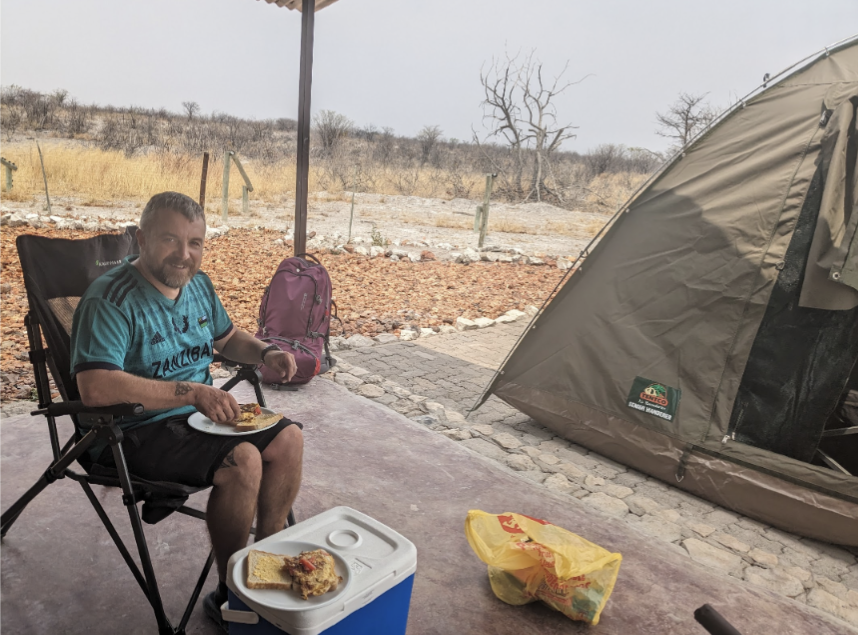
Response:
[32,401,144,419]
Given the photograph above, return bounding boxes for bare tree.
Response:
[655,92,717,149]
[417,125,442,165]
[182,101,200,121]
[476,51,586,203]
[313,110,353,156]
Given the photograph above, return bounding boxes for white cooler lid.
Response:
[226,506,417,635]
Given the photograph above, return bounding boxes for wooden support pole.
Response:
[231,154,254,192]
[1,158,17,192]
[347,165,356,243]
[199,152,209,208]
[478,173,494,248]
[242,185,249,216]
[36,142,51,216]
[221,151,232,223]
[293,0,316,256]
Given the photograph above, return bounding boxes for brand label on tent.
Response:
[627,377,681,422]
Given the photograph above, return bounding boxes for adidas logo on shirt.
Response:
[150,332,166,345]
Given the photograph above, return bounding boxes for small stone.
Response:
[537,453,559,466]
[370,246,385,257]
[473,317,495,329]
[460,438,508,461]
[744,567,805,598]
[584,474,605,487]
[625,495,662,517]
[444,410,467,424]
[354,383,385,398]
[785,566,813,586]
[604,484,634,499]
[505,309,527,320]
[438,325,456,334]
[349,366,370,376]
[713,534,751,554]
[419,328,436,338]
[455,317,477,331]
[494,314,516,324]
[420,250,435,261]
[555,462,587,483]
[334,372,363,388]
[373,333,399,344]
[442,429,472,441]
[520,446,542,458]
[687,522,717,538]
[346,334,375,348]
[748,548,778,567]
[492,433,522,449]
[524,305,539,316]
[581,492,629,518]
[815,576,849,600]
[543,473,574,493]
[506,454,538,471]
[847,589,858,607]
[658,510,682,523]
[408,394,428,404]
[399,329,419,341]
[471,424,495,436]
[683,538,743,574]
[807,588,845,616]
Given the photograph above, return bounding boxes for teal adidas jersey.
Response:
[70,255,233,430]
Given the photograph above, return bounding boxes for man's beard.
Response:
[142,253,198,289]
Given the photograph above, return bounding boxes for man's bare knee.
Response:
[261,425,303,466]
[213,442,262,488]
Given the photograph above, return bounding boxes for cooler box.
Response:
[223,506,417,635]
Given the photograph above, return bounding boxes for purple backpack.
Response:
[255,254,337,385]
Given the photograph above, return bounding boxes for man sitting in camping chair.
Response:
[70,191,303,630]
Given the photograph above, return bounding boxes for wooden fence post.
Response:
[0,158,17,192]
[36,142,51,216]
[221,151,232,223]
[477,173,494,248]
[231,154,254,217]
[199,151,209,208]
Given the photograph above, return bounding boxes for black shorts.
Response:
[95,414,303,488]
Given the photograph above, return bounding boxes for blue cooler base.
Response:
[228,574,415,635]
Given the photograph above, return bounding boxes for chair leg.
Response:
[77,478,150,598]
[179,550,216,633]
[110,437,175,634]
[1,427,99,537]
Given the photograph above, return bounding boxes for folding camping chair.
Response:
[0,227,293,635]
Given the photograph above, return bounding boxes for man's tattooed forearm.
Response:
[174,382,192,397]
[219,448,238,469]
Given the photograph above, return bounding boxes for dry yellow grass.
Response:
[0,143,490,204]
[0,144,321,205]
[434,213,472,229]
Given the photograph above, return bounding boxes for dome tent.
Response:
[478,35,858,546]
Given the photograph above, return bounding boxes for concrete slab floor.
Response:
[2,380,854,634]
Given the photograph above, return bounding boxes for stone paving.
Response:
[333,321,858,630]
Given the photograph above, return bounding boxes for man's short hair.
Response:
[139,192,205,234]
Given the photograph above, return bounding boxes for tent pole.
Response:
[293,0,315,256]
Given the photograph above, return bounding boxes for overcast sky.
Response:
[2,0,856,153]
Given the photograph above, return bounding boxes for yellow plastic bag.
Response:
[465,510,622,625]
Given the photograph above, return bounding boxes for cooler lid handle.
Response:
[221,602,260,625]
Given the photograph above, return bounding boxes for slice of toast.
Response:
[235,413,282,432]
[246,550,293,590]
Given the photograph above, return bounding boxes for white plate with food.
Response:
[187,404,283,436]
[233,540,351,611]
